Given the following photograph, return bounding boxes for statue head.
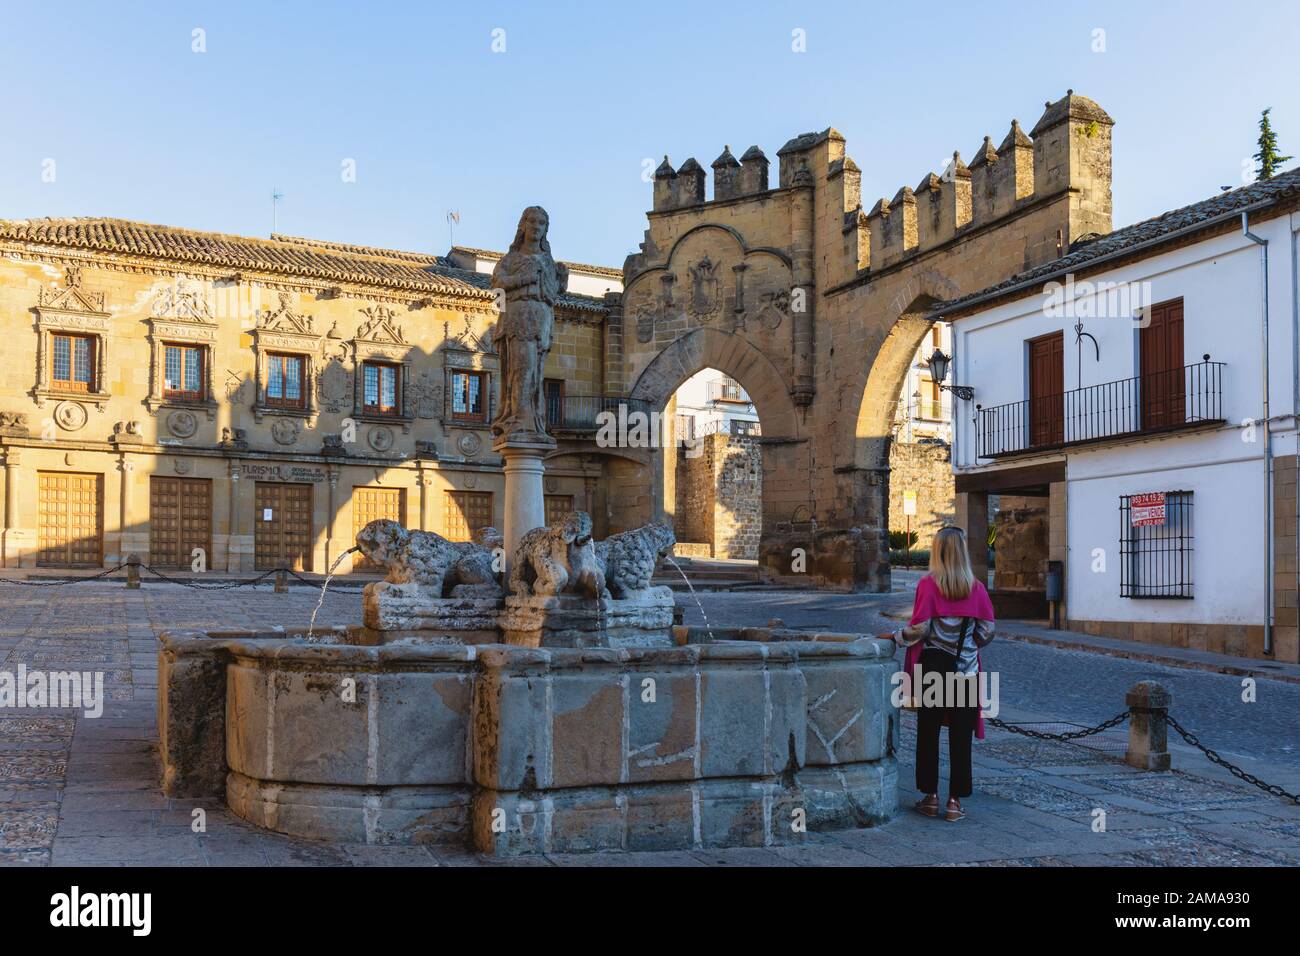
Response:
[644,521,677,558]
[559,510,593,547]
[356,519,409,566]
[509,206,551,257]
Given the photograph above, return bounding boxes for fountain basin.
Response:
[499,586,675,648]
[157,626,899,853]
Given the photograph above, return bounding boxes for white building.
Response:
[892,321,953,444]
[670,369,761,441]
[937,168,1300,663]
[445,246,623,298]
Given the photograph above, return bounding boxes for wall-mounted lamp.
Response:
[926,348,974,401]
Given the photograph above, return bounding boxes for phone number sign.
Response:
[1130,492,1167,527]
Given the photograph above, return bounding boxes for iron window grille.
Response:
[1119,490,1193,599]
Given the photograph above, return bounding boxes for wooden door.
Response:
[149,477,212,568]
[444,491,492,542]
[1140,298,1185,430]
[37,472,103,567]
[351,487,403,570]
[1028,331,1065,447]
[254,482,313,571]
[544,494,574,525]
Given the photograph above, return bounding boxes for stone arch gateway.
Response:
[605,91,1114,590]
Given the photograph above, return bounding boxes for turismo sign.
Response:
[1130,492,1167,527]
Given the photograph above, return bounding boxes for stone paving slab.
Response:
[0,582,1296,867]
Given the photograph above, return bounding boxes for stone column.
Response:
[115,454,135,568]
[2,449,20,568]
[954,490,989,585]
[324,464,339,569]
[417,462,431,531]
[497,439,552,578]
[226,460,242,572]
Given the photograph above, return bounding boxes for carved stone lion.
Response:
[356,519,502,598]
[594,521,676,599]
[509,511,605,598]
[450,526,504,597]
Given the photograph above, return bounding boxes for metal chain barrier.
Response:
[1167,715,1300,805]
[985,711,1131,741]
[0,563,128,586]
[283,569,366,592]
[140,565,280,591]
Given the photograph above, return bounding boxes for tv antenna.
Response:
[447,210,460,248]
[271,188,285,235]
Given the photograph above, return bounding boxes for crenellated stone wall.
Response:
[619,90,1114,590]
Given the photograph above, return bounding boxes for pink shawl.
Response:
[902,574,995,739]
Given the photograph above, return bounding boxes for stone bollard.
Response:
[275,569,289,594]
[125,553,141,590]
[1125,680,1171,771]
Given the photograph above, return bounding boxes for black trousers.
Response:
[914,648,979,798]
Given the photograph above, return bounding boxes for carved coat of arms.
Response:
[688,256,721,321]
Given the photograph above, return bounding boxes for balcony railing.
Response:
[547,395,653,432]
[977,360,1225,459]
[708,379,750,404]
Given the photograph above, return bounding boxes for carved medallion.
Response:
[368,425,394,452]
[635,307,655,344]
[167,409,198,439]
[271,418,300,446]
[464,474,478,490]
[53,401,87,432]
[173,458,192,475]
[456,432,482,458]
[545,477,558,493]
[688,256,721,321]
[317,359,351,413]
[757,289,791,331]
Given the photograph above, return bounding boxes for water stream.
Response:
[664,555,715,642]
[306,546,360,640]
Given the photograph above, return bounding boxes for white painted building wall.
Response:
[950,211,1300,627]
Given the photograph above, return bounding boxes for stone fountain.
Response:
[156,207,898,855]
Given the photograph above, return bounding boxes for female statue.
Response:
[490,206,568,443]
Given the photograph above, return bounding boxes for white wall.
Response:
[951,210,1300,626]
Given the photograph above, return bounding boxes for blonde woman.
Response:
[884,526,994,822]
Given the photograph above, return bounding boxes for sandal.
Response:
[944,798,966,822]
[914,794,940,818]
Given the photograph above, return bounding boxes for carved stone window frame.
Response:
[146,316,219,419]
[33,306,113,410]
[441,345,496,430]
[252,328,320,423]
[352,337,416,433]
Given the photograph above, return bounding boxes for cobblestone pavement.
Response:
[1,581,1297,867]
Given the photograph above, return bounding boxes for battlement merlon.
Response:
[638,90,1112,286]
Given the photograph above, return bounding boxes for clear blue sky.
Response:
[1,1,1296,268]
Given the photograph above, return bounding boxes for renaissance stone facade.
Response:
[0,89,1113,591]
[0,227,610,572]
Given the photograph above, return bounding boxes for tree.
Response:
[1254,108,1293,180]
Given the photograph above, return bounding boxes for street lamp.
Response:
[926,347,974,402]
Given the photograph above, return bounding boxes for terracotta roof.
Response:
[0,217,608,312]
[937,167,1300,318]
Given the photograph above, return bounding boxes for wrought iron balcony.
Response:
[976,360,1226,459]
[546,394,653,433]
